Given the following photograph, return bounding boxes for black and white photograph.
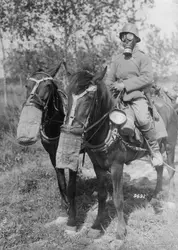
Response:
[0,0,178,249]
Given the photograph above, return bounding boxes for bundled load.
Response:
[56,131,82,171]
[17,105,42,146]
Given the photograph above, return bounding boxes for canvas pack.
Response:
[17,105,42,146]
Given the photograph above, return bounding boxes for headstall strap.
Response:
[28,76,54,84]
[26,73,55,110]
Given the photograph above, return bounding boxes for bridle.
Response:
[26,71,66,110]
[25,71,67,142]
[26,71,65,124]
[26,71,55,111]
[61,82,110,142]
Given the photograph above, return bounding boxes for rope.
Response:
[116,133,147,152]
[163,161,178,173]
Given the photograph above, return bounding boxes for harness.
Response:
[83,116,147,154]
[66,84,148,155]
[26,71,65,144]
[26,72,54,110]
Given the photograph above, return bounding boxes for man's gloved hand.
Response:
[110,81,125,92]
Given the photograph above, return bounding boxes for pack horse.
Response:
[56,68,178,239]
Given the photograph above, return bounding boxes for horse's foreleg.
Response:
[91,164,108,231]
[55,168,68,214]
[66,169,77,230]
[48,149,69,213]
[165,143,176,200]
[111,162,126,240]
[154,165,163,198]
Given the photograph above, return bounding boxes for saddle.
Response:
[151,85,178,108]
[109,95,167,147]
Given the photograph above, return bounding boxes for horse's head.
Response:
[56,67,111,170]
[17,62,66,146]
[63,67,108,135]
[25,63,64,110]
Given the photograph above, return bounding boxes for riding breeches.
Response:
[131,97,160,152]
[131,98,152,127]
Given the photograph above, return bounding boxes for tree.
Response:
[1,0,155,80]
[0,27,7,106]
[145,25,178,77]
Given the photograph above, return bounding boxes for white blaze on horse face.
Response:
[68,94,79,126]
[67,85,97,126]
[28,77,53,95]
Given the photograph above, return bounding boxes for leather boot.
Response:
[140,120,163,167]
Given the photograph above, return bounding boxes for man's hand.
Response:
[110,81,125,92]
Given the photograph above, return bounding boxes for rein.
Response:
[40,127,60,143]
[82,94,147,153]
[83,115,147,153]
[84,111,110,134]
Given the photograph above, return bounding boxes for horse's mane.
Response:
[30,68,44,77]
[68,70,114,114]
[31,62,62,78]
[67,70,94,95]
[96,77,114,115]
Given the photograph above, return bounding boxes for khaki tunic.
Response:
[106,46,153,102]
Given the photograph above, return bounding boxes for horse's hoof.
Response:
[150,198,163,214]
[88,228,101,239]
[55,216,68,225]
[110,239,124,250]
[65,225,77,235]
[79,225,88,234]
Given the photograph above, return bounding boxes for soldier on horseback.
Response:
[106,22,163,167]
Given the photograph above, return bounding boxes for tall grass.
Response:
[0,83,43,172]
[0,85,23,135]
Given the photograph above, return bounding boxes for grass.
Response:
[1,151,178,250]
[122,205,178,250]
[0,83,178,249]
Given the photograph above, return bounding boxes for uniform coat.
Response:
[106,46,153,102]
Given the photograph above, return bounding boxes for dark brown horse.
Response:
[17,62,70,210]
[56,68,178,239]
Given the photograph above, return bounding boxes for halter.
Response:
[26,71,65,144]
[26,72,54,110]
[26,71,62,131]
[67,85,97,126]
[61,82,110,146]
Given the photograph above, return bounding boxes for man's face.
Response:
[120,32,137,56]
[120,32,137,49]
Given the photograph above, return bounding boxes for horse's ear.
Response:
[92,67,107,83]
[50,61,63,78]
[62,61,73,89]
[62,61,72,78]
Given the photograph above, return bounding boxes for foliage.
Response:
[1,0,155,79]
[146,25,178,77]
